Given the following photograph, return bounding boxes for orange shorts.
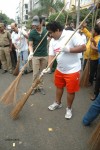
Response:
[54,70,80,93]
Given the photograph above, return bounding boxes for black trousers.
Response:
[83,59,87,70]
[94,64,100,97]
[10,45,17,69]
[89,59,98,85]
[0,60,1,69]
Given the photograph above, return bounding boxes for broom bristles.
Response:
[80,59,90,88]
[10,77,41,119]
[0,71,23,105]
[89,122,100,150]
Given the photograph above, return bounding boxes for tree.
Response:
[26,0,64,29]
[0,13,14,25]
[48,12,65,26]
[39,0,64,16]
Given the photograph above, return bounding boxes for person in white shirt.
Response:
[11,23,29,74]
[42,21,86,119]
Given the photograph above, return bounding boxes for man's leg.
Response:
[91,64,100,100]
[56,87,64,104]
[65,71,80,119]
[0,48,8,72]
[31,57,40,95]
[64,92,75,119]
[67,92,75,108]
[4,47,12,73]
[48,70,65,110]
[89,60,98,85]
[37,57,48,94]
[22,50,28,74]
[83,93,100,126]
[48,86,63,110]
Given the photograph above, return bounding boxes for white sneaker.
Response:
[65,107,72,119]
[48,102,62,111]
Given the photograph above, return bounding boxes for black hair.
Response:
[15,23,17,27]
[94,25,100,35]
[46,21,63,32]
[65,26,74,31]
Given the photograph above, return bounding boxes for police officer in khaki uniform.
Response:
[0,23,12,74]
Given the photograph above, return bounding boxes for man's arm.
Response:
[81,22,91,38]
[41,55,55,74]
[48,55,55,69]
[21,29,29,39]
[90,44,98,51]
[28,41,34,61]
[28,41,33,53]
[69,44,86,53]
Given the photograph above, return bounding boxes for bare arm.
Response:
[70,44,86,53]
[90,44,98,51]
[28,41,33,53]
[23,33,28,39]
[21,29,29,39]
[48,55,55,69]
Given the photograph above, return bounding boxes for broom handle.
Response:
[42,3,98,73]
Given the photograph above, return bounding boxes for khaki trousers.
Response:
[0,47,12,71]
[32,56,48,88]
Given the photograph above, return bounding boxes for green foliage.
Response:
[27,0,64,29]
[39,0,64,16]
[48,13,65,26]
[67,8,100,30]
[0,13,14,25]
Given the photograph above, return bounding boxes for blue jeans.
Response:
[82,93,100,126]
[19,51,28,71]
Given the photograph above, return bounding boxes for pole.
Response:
[76,0,80,28]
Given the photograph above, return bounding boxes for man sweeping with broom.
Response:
[28,16,48,95]
[42,21,86,119]
[11,23,29,75]
[81,22,100,86]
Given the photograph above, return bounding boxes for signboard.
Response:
[80,0,93,6]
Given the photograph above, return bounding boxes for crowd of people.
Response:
[0,16,100,124]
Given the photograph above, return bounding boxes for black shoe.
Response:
[38,88,46,95]
[24,70,28,74]
[31,89,37,95]
[2,70,7,74]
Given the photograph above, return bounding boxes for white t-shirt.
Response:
[49,30,85,74]
[78,33,87,59]
[11,28,28,51]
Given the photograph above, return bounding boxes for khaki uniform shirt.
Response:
[0,30,11,46]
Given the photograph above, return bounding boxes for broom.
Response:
[10,5,97,119]
[13,55,20,76]
[80,59,90,87]
[0,3,69,105]
[10,77,41,119]
[88,122,100,150]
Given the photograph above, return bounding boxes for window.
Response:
[25,15,28,20]
[25,4,28,9]
[26,10,28,14]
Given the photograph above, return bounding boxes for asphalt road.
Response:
[0,69,99,150]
